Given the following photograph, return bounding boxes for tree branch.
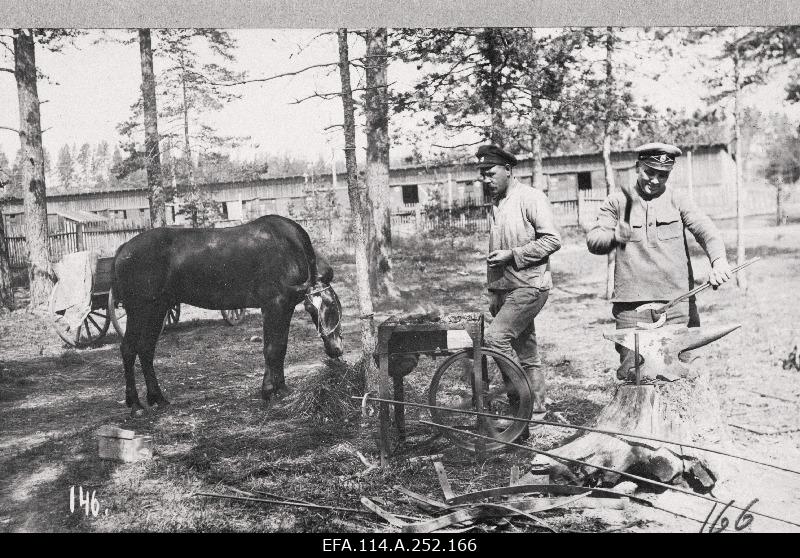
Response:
[291,83,395,105]
[0,125,20,134]
[183,57,368,87]
[431,138,486,149]
[0,68,14,74]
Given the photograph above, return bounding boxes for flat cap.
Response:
[476,144,518,169]
[636,142,682,171]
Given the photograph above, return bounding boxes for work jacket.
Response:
[586,186,726,302]
[487,179,562,291]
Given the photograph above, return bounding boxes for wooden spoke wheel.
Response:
[221,308,246,326]
[50,290,110,349]
[109,288,181,337]
[427,347,533,452]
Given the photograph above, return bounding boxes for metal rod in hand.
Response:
[658,257,760,313]
[352,394,800,477]
[420,420,800,529]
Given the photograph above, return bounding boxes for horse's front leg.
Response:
[260,300,294,401]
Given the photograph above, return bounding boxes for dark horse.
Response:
[111,215,343,415]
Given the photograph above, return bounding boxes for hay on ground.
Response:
[285,358,367,424]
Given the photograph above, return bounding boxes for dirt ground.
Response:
[1,216,799,533]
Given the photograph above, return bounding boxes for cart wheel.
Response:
[50,289,110,349]
[109,289,180,337]
[221,308,246,325]
[427,347,533,452]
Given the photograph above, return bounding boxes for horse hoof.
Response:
[148,394,170,407]
[130,405,146,418]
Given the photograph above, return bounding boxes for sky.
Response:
[1,28,799,169]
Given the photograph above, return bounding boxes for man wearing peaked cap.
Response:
[476,144,519,169]
[586,141,733,381]
[636,142,682,171]
[476,144,561,422]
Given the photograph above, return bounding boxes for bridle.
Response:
[305,284,341,338]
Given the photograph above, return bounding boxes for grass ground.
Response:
[1,215,799,533]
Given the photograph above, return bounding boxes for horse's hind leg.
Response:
[122,307,145,416]
[260,299,294,401]
[138,303,171,407]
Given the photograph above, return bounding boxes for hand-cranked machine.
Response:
[373,312,535,466]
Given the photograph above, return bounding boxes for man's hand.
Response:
[614,222,633,244]
[709,259,733,288]
[487,249,514,268]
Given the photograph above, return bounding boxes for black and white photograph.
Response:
[1,0,799,536]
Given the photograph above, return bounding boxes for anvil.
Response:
[604,323,742,382]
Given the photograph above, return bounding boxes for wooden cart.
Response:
[49,256,180,348]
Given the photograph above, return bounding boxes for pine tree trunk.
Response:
[338,29,377,368]
[0,213,13,310]
[733,37,747,290]
[14,29,52,309]
[602,29,617,301]
[364,27,400,300]
[138,29,167,228]
[179,55,200,228]
[530,131,544,189]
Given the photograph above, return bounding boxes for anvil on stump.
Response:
[605,323,742,382]
[535,323,740,493]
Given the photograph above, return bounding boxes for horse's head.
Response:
[303,282,343,358]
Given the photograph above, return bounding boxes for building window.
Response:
[402,184,419,205]
[221,202,228,220]
[577,171,592,191]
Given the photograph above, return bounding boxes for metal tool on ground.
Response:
[420,420,800,529]
[635,257,760,329]
[354,394,800,477]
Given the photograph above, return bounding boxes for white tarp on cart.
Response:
[50,250,99,335]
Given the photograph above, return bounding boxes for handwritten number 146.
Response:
[69,486,100,517]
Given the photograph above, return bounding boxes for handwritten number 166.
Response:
[701,498,759,533]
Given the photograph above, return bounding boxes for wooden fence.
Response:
[4,219,147,269]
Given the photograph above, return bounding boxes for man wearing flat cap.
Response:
[586,142,733,380]
[477,144,561,416]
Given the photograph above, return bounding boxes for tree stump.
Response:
[539,324,740,493]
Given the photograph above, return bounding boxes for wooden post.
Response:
[447,172,453,209]
[75,222,84,252]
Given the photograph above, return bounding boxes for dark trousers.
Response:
[484,287,549,412]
